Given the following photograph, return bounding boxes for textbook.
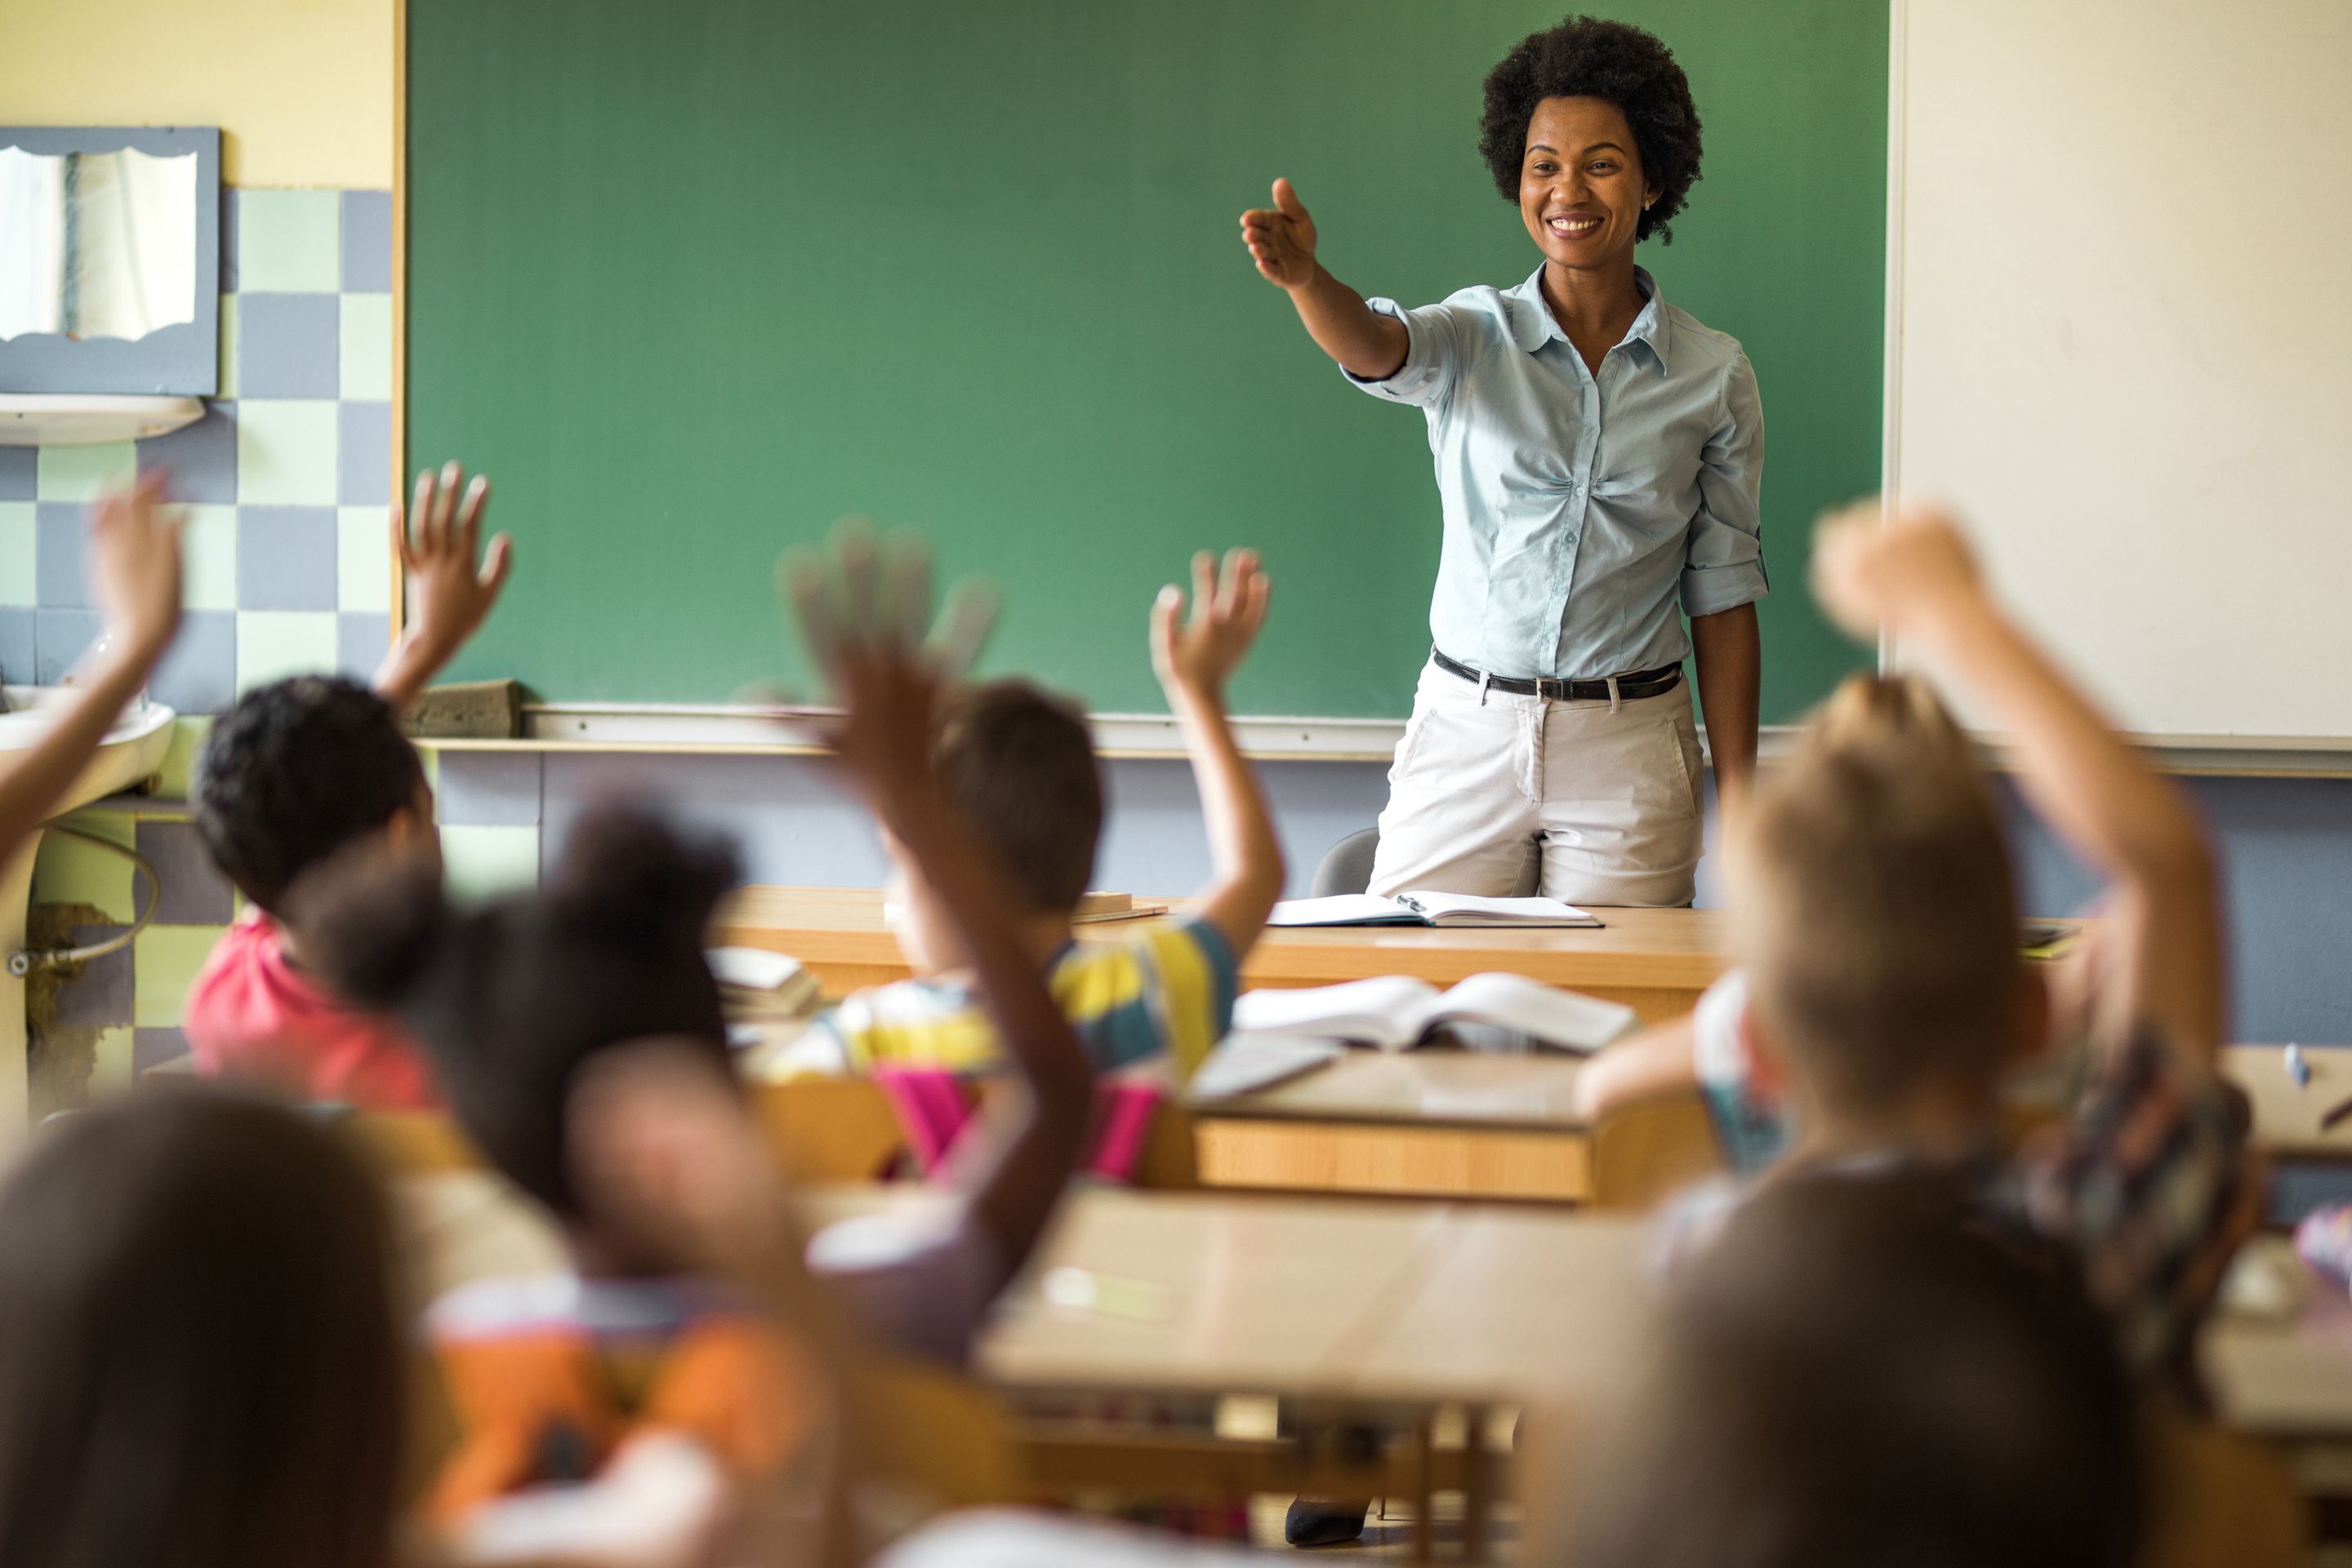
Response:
[1231,972,1637,1054]
[706,947,823,1023]
[1187,1034,1348,1100]
[1265,892,1601,929]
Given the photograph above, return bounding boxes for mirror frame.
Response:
[0,126,220,398]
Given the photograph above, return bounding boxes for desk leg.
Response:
[1463,1405,1490,1564]
[1412,1416,1435,1565]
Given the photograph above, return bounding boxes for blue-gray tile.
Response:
[336,612,391,682]
[0,447,33,501]
[438,751,543,826]
[148,610,236,715]
[236,293,341,399]
[33,608,100,684]
[137,399,238,505]
[135,1027,193,1075]
[338,401,392,506]
[0,608,34,687]
[35,502,86,608]
[220,189,240,294]
[341,190,394,293]
[237,506,337,611]
[51,924,134,1029]
[136,820,237,925]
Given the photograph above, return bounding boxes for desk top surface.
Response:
[717,886,1737,991]
[395,1174,2352,1432]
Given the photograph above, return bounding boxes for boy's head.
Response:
[884,679,1103,973]
[298,804,738,1270]
[1728,675,2032,1127]
[1558,1174,2142,1568]
[194,676,435,916]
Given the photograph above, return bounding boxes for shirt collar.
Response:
[1506,264,1672,373]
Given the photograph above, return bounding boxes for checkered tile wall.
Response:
[0,187,397,712]
[11,191,547,1105]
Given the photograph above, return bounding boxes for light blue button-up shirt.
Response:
[1351,265,1766,680]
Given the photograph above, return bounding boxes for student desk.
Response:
[2226,1045,2352,1163]
[712,885,1734,1022]
[1187,1050,1593,1202]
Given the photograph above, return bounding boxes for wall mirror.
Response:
[0,127,219,397]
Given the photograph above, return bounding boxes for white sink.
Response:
[0,686,179,1142]
[0,685,177,813]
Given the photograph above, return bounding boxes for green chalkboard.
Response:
[408,0,1882,720]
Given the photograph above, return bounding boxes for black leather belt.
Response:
[1432,648,1684,702]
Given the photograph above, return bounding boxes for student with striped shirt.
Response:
[777,550,1283,1089]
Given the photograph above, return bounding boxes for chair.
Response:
[1588,1089,1728,1212]
[2140,1410,2307,1568]
[1309,827,1543,898]
[1311,828,1383,896]
[753,1076,915,1183]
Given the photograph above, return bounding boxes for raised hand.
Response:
[1240,177,1320,290]
[1811,498,1985,641]
[87,471,183,666]
[397,461,513,662]
[776,519,995,799]
[1152,547,1271,704]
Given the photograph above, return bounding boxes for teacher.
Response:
[1240,15,1763,909]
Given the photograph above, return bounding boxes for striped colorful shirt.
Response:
[806,915,1240,1082]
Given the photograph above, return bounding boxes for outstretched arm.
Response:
[1152,548,1284,956]
[0,476,180,859]
[782,528,1094,1282]
[374,461,514,713]
[1239,178,1408,381]
[1814,502,2221,1062]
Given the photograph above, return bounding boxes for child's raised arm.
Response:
[0,476,180,862]
[1151,548,1285,958]
[1239,179,1409,381]
[1812,502,2222,1063]
[374,461,514,713]
[782,528,1094,1286]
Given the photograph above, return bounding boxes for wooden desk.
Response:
[1190,1050,1592,1202]
[713,886,1733,1022]
[2229,1045,2352,1163]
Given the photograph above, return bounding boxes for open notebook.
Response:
[1232,973,1637,1054]
[1267,892,1601,929]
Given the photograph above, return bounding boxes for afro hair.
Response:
[1480,15,1704,245]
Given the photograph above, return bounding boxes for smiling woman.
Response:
[1239,15,1764,917]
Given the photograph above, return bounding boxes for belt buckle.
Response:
[1536,675,1564,701]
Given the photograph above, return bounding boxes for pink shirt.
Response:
[183,914,440,1109]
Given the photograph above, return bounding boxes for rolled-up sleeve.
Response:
[1679,350,1768,617]
[1342,298,1461,408]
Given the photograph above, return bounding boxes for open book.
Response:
[706,947,823,1024]
[1267,892,1601,929]
[1231,972,1637,1054]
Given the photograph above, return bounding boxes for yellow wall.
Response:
[0,0,393,188]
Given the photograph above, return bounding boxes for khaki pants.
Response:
[1367,658,1705,908]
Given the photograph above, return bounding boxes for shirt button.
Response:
[1566,531,1579,546]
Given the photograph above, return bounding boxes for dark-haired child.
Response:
[1239,14,1762,909]
[296,803,826,1533]
[779,550,1281,1091]
[183,462,511,1107]
[297,530,1101,1534]
[0,1090,406,1568]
